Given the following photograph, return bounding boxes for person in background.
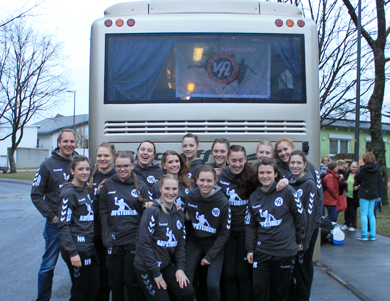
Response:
[342,161,359,232]
[337,160,347,223]
[31,129,77,301]
[150,150,193,209]
[322,161,343,222]
[133,140,164,189]
[355,152,381,241]
[320,156,331,178]
[255,141,274,164]
[58,155,99,300]
[210,138,230,175]
[87,142,116,300]
[182,133,204,179]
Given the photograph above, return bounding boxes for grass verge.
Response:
[0,170,36,181]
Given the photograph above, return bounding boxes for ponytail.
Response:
[131,170,146,203]
[87,165,99,190]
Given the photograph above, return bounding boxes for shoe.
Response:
[357,236,368,241]
[341,225,349,231]
[349,227,356,232]
[369,237,376,241]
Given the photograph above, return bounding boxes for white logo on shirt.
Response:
[79,203,94,221]
[131,189,139,198]
[226,188,248,206]
[192,212,216,233]
[274,197,283,207]
[111,197,138,216]
[296,189,303,198]
[185,188,190,194]
[147,175,156,183]
[212,208,220,217]
[157,227,178,247]
[177,220,183,230]
[259,209,282,228]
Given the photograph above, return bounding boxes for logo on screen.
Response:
[206,54,238,84]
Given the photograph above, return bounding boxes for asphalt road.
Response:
[0,180,360,301]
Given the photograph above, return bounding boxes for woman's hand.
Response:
[70,255,82,267]
[176,269,190,289]
[175,203,183,211]
[276,178,289,191]
[144,201,153,208]
[201,258,210,266]
[297,244,304,252]
[154,274,167,290]
[97,179,106,195]
[214,168,222,175]
[247,252,253,264]
[354,185,359,191]
[185,212,191,221]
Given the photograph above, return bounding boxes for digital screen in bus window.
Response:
[104,33,306,104]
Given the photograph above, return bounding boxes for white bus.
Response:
[89,0,320,164]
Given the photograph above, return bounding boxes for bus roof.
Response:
[104,0,302,17]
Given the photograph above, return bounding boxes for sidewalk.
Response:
[316,227,390,301]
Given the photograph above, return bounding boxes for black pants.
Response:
[135,263,194,301]
[186,240,224,301]
[107,244,146,301]
[94,236,110,301]
[252,252,294,301]
[223,230,252,301]
[61,247,100,301]
[344,198,358,228]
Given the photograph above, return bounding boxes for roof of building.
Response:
[33,114,89,135]
[322,119,390,131]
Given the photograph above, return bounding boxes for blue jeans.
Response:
[360,198,376,238]
[37,221,61,301]
[325,205,337,222]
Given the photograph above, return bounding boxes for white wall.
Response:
[0,126,38,156]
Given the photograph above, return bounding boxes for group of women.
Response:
[57,135,322,301]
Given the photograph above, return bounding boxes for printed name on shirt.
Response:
[259,209,282,228]
[220,180,230,185]
[108,191,116,195]
[187,203,198,209]
[79,203,94,222]
[159,222,168,226]
[77,236,85,242]
[226,188,248,206]
[53,168,63,172]
[111,197,138,216]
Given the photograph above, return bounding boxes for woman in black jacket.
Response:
[134,174,194,301]
[288,150,318,301]
[58,155,99,300]
[185,165,231,301]
[87,142,116,301]
[355,152,381,241]
[245,159,306,301]
[99,151,151,301]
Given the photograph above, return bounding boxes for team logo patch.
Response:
[147,175,156,184]
[185,188,190,194]
[212,208,220,217]
[206,54,239,84]
[296,189,303,198]
[177,220,183,230]
[274,197,283,207]
[131,189,140,198]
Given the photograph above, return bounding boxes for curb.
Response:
[0,178,33,186]
[316,263,372,301]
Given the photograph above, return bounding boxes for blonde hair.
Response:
[256,141,273,154]
[87,143,116,190]
[275,138,295,151]
[159,174,179,214]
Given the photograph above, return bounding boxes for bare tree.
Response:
[0,0,44,29]
[0,19,67,173]
[306,0,374,125]
[342,0,389,202]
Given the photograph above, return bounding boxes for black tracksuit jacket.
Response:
[278,160,323,229]
[31,148,77,222]
[355,163,381,200]
[133,162,164,188]
[134,201,186,278]
[290,173,318,250]
[185,187,231,263]
[99,174,149,249]
[188,158,204,179]
[57,183,95,257]
[218,167,248,232]
[88,167,116,237]
[151,179,191,209]
[245,182,306,257]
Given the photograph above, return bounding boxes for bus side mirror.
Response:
[302,141,309,155]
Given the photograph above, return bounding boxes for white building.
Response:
[34,114,89,157]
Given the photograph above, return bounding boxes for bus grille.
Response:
[104,120,306,135]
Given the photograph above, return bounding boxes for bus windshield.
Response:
[104,33,306,104]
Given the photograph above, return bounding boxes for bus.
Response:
[89,0,320,165]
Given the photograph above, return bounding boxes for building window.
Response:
[329,139,349,156]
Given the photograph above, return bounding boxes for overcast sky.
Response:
[2,0,120,122]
